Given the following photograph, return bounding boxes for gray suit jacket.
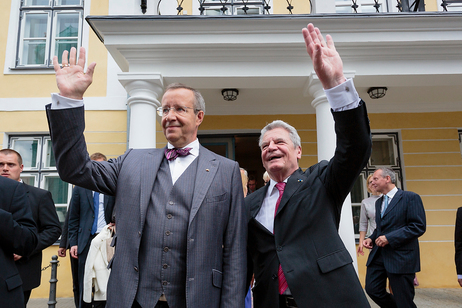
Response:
[46,105,247,308]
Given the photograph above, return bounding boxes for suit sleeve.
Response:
[385,192,426,249]
[221,162,247,308]
[68,187,81,248]
[324,101,372,212]
[0,182,38,257]
[455,208,462,275]
[59,209,70,249]
[31,189,62,255]
[46,104,122,195]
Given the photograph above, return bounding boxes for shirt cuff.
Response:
[324,78,361,111]
[51,93,84,109]
[458,274,462,279]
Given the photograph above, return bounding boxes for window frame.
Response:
[9,134,73,229]
[15,0,84,69]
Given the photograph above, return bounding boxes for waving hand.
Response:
[53,47,96,100]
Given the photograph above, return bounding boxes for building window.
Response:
[9,135,71,228]
[351,132,404,237]
[440,0,462,11]
[16,0,83,68]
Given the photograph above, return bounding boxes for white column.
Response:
[118,73,164,149]
[305,73,358,273]
[311,0,336,13]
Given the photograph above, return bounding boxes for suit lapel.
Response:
[382,189,402,218]
[189,146,219,226]
[139,148,165,230]
[250,185,269,218]
[86,189,94,213]
[275,168,307,216]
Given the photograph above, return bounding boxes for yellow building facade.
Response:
[1,0,462,299]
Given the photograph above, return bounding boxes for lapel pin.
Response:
[298,179,303,182]
[206,169,210,172]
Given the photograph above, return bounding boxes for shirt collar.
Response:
[167,139,199,157]
[385,186,398,200]
[266,177,289,197]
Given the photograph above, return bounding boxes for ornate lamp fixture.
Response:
[221,89,239,101]
[367,87,387,99]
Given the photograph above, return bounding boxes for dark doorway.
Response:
[199,134,266,191]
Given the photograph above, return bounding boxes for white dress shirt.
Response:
[167,139,199,184]
[381,186,398,214]
[255,178,289,233]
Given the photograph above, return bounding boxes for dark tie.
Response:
[165,147,192,161]
[274,182,288,294]
[381,194,389,218]
[91,192,100,235]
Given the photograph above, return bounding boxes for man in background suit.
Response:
[0,149,62,305]
[58,209,80,307]
[455,207,462,287]
[46,46,246,308]
[68,152,115,308]
[364,167,426,308]
[0,176,37,308]
[246,23,371,308]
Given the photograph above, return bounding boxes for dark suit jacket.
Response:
[46,105,247,308]
[15,184,61,291]
[246,102,371,308]
[367,189,426,274]
[0,176,38,308]
[59,209,70,250]
[455,207,462,275]
[68,186,115,255]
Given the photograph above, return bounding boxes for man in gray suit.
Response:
[46,47,246,308]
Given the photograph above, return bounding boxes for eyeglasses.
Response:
[156,106,197,117]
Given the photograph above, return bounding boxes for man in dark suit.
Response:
[0,176,38,308]
[67,152,115,308]
[455,207,462,287]
[45,46,246,307]
[363,167,426,308]
[246,23,371,308]
[0,149,62,305]
[58,209,80,307]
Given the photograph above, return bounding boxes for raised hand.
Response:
[53,47,96,100]
[302,23,346,90]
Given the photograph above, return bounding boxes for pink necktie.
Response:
[274,182,288,294]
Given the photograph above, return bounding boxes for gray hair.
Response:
[377,167,396,184]
[164,83,206,114]
[259,120,301,149]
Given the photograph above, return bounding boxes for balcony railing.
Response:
[152,0,462,15]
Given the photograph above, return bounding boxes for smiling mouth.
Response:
[269,156,281,161]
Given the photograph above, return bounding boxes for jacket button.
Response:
[164,247,169,252]
[138,231,141,236]
[272,274,278,280]
[163,264,168,269]
[134,266,139,272]
[277,246,283,251]
[162,281,168,286]
[167,214,173,219]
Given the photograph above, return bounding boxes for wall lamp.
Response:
[221,89,239,101]
[367,87,388,99]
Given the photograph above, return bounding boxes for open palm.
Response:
[53,47,96,100]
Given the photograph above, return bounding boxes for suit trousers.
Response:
[365,250,416,308]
